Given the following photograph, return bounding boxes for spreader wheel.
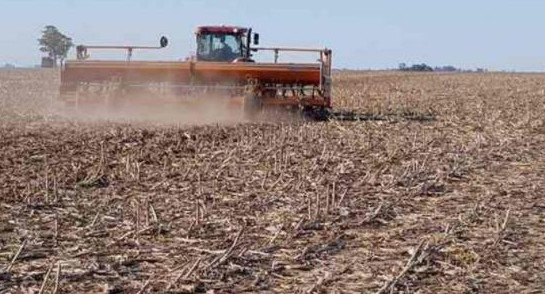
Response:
[302,106,330,121]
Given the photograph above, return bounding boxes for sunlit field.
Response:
[1,69,544,293]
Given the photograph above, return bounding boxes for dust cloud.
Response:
[56,93,248,126]
[55,92,305,126]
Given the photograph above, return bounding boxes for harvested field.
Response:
[1,69,545,293]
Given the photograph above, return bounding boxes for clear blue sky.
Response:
[1,0,544,71]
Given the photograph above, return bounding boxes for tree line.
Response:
[398,63,487,73]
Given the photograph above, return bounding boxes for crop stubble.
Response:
[1,69,544,293]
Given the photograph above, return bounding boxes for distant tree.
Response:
[3,63,15,68]
[435,65,458,72]
[399,63,434,72]
[38,25,73,67]
[412,63,434,72]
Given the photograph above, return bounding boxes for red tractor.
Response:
[61,25,333,120]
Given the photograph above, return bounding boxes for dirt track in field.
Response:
[1,69,544,293]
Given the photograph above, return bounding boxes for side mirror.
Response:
[253,33,260,45]
[160,36,169,48]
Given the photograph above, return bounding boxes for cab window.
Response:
[197,34,241,62]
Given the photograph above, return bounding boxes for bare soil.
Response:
[1,69,544,293]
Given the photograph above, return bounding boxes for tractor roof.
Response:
[196,26,249,35]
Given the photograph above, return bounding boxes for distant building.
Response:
[41,57,55,68]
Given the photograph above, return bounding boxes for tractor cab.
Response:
[195,26,259,62]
